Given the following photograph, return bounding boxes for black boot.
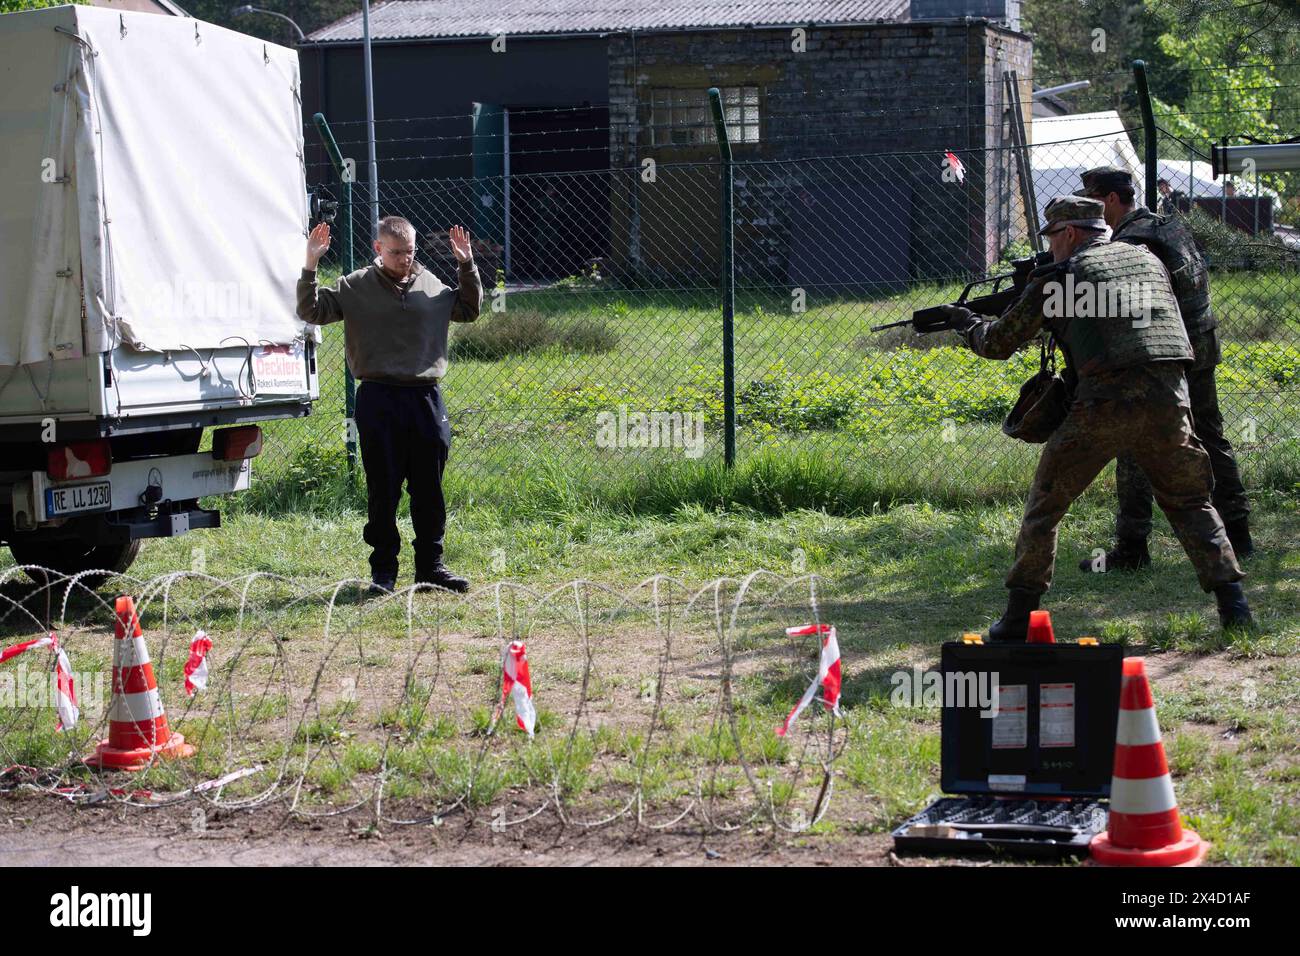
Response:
[1078,538,1151,573]
[367,574,396,598]
[415,563,470,594]
[1224,518,1255,560]
[1214,582,1254,630]
[988,588,1041,643]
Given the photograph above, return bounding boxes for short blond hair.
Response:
[377,215,415,243]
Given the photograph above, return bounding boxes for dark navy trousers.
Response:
[354,381,452,580]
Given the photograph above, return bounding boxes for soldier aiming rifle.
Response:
[936,195,1253,641]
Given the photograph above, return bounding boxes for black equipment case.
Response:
[891,638,1125,859]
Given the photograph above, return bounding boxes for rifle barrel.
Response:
[870,319,913,332]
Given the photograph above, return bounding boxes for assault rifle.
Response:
[871,251,1054,334]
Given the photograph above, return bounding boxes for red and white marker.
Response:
[502,640,537,738]
[776,624,842,737]
[53,640,78,731]
[943,150,965,184]
[184,630,212,696]
[1,634,54,666]
[0,632,78,731]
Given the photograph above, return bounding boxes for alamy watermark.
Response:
[1043,275,1156,328]
[146,278,263,322]
[890,666,1000,718]
[0,663,104,714]
[595,405,705,459]
[49,886,151,936]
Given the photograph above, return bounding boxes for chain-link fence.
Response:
[259,88,1300,507]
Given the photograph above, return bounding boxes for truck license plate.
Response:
[45,481,112,517]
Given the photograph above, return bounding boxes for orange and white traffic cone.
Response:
[1090,657,1208,866]
[85,595,195,772]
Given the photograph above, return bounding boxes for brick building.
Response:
[299,1,1033,285]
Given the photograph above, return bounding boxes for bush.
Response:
[1183,205,1296,271]
[450,311,556,361]
[739,370,859,431]
[737,351,1037,434]
[450,311,617,361]
[993,238,1036,275]
[561,317,619,353]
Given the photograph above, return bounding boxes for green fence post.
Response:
[1133,61,1158,211]
[708,88,736,469]
[312,113,358,474]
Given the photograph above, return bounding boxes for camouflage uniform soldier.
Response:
[1077,167,1252,573]
[940,196,1253,641]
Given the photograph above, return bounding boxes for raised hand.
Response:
[306,222,332,269]
[449,224,473,264]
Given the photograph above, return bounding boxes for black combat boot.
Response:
[367,574,396,598]
[1224,518,1255,560]
[1214,582,1254,630]
[988,588,1041,643]
[1078,538,1151,573]
[415,563,470,594]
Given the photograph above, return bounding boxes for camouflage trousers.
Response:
[1114,362,1250,542]
[1007,364,1244,595]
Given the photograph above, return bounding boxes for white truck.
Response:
[0,5,319,583]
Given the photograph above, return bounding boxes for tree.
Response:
[1154,0,1300,33]
[182,0,357,46]
[1023,0,1183,116]
[1144,1,1300,213]
[0,0,70,12]
[1022,2,1300,214]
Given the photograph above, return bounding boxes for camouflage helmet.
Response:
[1038,195,1109,236]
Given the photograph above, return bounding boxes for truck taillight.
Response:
[212,426,262,461]
[47,440,112,480]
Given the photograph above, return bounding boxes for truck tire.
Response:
[8,538,142,588]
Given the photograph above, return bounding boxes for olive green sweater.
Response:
[297,258,482,385]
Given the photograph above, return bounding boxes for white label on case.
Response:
[1040,682,1076,748]
[992,683,1027,749]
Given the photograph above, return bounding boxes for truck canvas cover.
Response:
[0,4,309,369]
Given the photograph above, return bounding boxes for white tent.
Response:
[1156,157,1279,208]
[1026,111,1281,223]
[1027,111,1142,229]
[1031,111,1144,170]
[1154,157,1222,199]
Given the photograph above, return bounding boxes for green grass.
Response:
[255,263,1300,513]
[3,464,1294,861]
[5,259,1299,858]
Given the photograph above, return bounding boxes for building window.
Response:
[647,85,761,146]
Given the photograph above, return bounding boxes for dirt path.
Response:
[0,802,901,866]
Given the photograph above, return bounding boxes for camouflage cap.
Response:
[1038,194,1109,236]
[1079,165,1135,197]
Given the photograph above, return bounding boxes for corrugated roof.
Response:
[307,0,913,43]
